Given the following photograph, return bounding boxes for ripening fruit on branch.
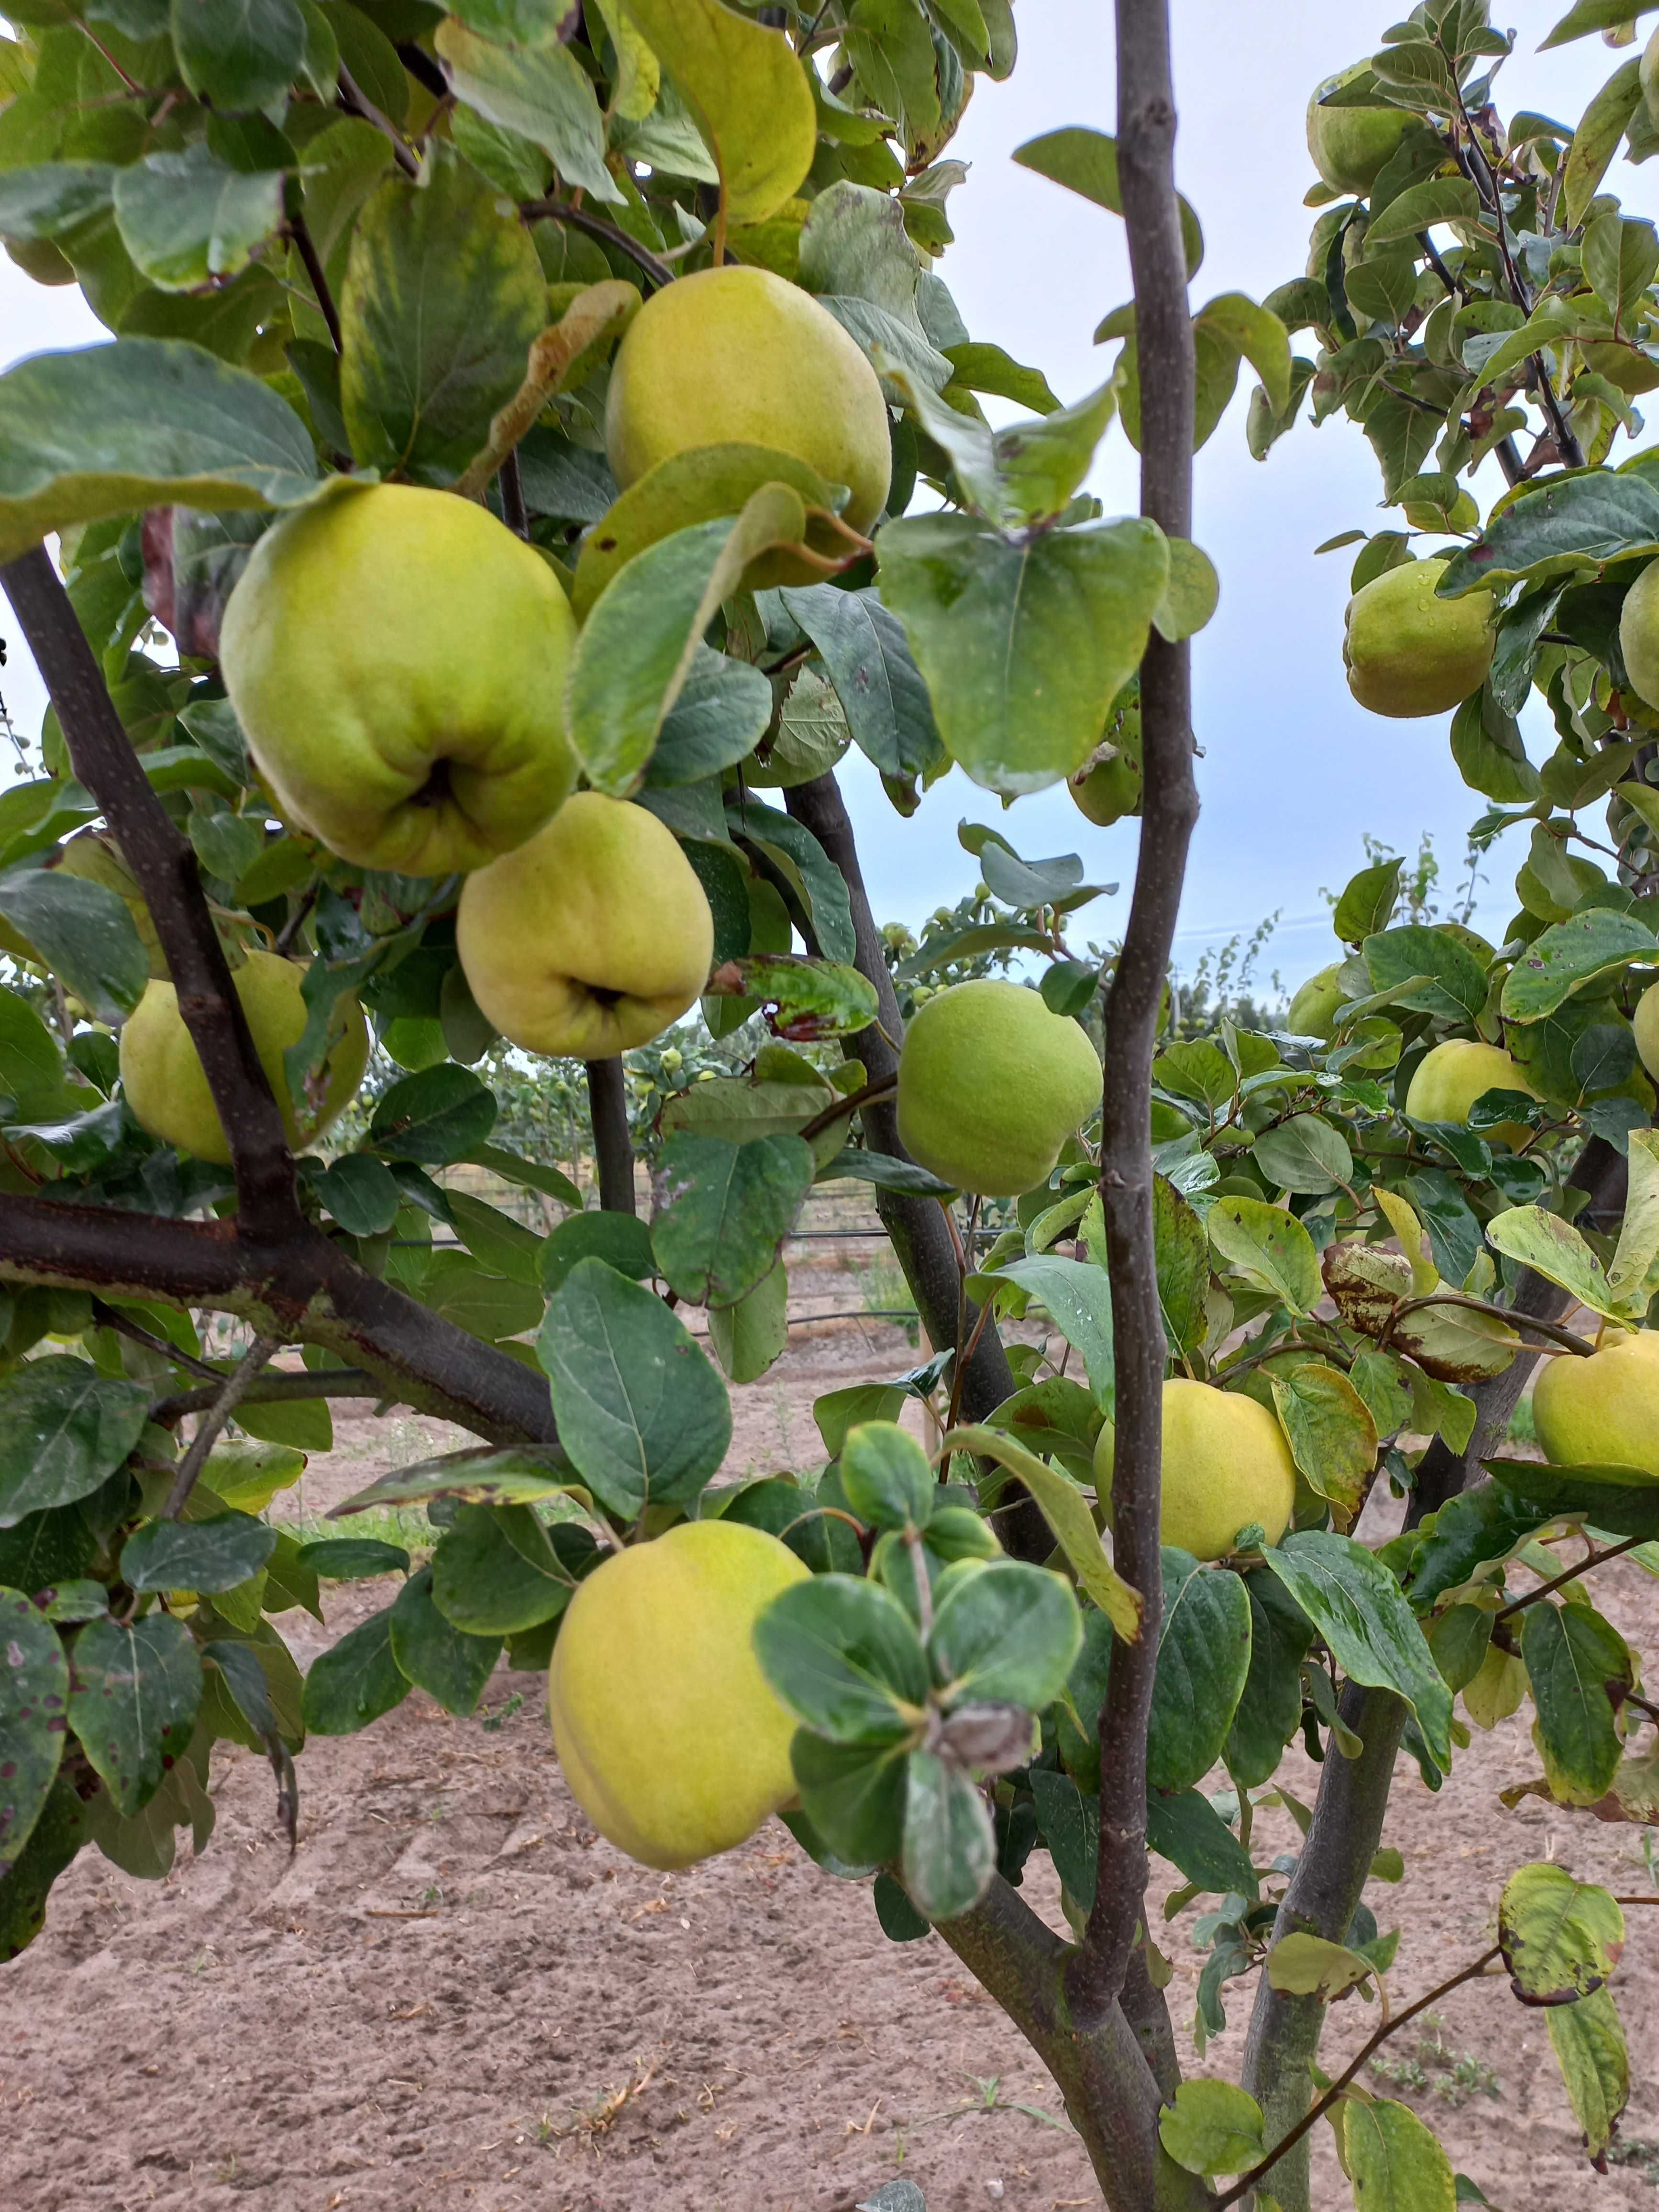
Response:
[220,482,577,877]
[1343,558,1494,719]
[456,792,715,1058]
[1094,1378,1297,1561]
[548,1521,810,1871]
[896,977,1101,1197]
[119,950,368,1166]
[1305,64,1415,196]
[1533,1330,1659,1480]
[605,265,892,534]
[1405,1037,1537,1153]
[1634,981,1659,1082]
[1618,557,1659,710]
[1287,962,1344,1041]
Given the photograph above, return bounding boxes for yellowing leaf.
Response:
[1332,2095,1456,2212]
[617,0,816,225]
[1372,1186,1437,1296]
[944,1424,1141,1642]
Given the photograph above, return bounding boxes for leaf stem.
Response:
[1490,1532,1647,1625]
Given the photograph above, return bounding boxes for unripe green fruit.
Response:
[1093,1379,1297,1561]
[605,265,892,533]
[119,949,369,1166]
[1405,1037,1537,1152]
[457,792,714,1058]
[548,1520,810,1870]
[1306,65,1415,197]
[896,977,1101,1198]
[1068,751,1141,827]
[1634,981,1659,1083]
[1533,1330,1659,1479]
[220,482,577,877]
[1287,962,1344,1040]
[1619,557,1659,711]
[1344,558,1494,718]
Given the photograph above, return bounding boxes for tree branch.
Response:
[0,546,301,1245]
[585,1058,636,1214]
[288,210,343,353]
[1073,0,1199,2033]
[149,1368,383,1424]
[164,1332,281,1517]
[1492,1533,1646,1624]
[520,198,675,289]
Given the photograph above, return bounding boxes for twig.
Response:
[499,448,529,537]
[338,64,420,177]
[1071,0,1198,2035]
[1491,1533,1647,1625]
[288,211,343,354]
[91,1298,221,1382]
[586,1058,637,1215]
[1215,1949,1503,2209]
[163,1333,281,1518]
[797,1073,898,1144]
[149,1367,385,1423]
[274,882,319,956]
[1379,1290,1597,1359]
[520,197,675,288]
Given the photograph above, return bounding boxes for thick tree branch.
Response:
[0,547,301,1244]
[585,1058,637,1214]
[1074,0,1199,2031]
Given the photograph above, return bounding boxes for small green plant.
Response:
[1609,2137,1659,2187]
[1371,2015,1500,2111]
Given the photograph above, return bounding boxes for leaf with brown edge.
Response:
[1323,1237,1413,1338]
[1499,1861,1624,2005]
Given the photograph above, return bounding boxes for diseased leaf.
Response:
[67,1614,201,1817]
[0,1587,69,1880]
[1499,1860,1625,2003]
[1148,1552,1251,1795]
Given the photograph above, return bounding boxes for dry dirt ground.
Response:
[6,1289,1659,2210]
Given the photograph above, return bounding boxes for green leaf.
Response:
[430,1501,579,1633]
[1261,1530,1453,1772]
[1565,56,1644,227]
[1609,1129,1659,1305]
[1483,1206,1620,1321]
[0,338,321,564]
[295,1537,409,1581]
[819,1147,957,1197]
[886,359,1117,531]
[705,956,877,1040]
[777,583,942,782]
[0,985,71,1123]
[435,20,622,202]
[121,1510,276,1594]
[617,0,815,225]
[901,1745,995,1921]
[1153,1173,1209,1363]
[928,1559,1080,1710]
[1152,536,1221,643]
[300,1604,411,1735]
[446,1190,545,1288]
[0,161,117,243]
[1029,1765,1098,1906]
[1195,292,1291,414]
[0,1358,150,1527]
[538,1210,655,1295]
[313,1152,402,1237]
[112,144,284,292]
[984,1255,1116,1409]
[1268,1364,1378,1519]
[839,1421,935,1531]
[0,1587,69,1879]
[1206,1196,1322,1317]
[1544,0,1659,45]
[1363,925,1488,1022]
[1522,1601,1628,1807]
[171,0,307,112]
[389,1563,501,1717]
[814,1384,907,1461]
[340,147,550,487]
[1267,1929,1379,2000]
[1547,1987,1628,2162]
[789,1730,907,1868]
[1440,464,1659,598]
[1499,1860,1625,2002]
[1158,2079,1266,2179]
[68,1613,200,1816]
[1334,857,1404,944]
[646,646,773,787]
[414,1249,543,1343]
[1333,2097,1456,2212]
[0,868,149,1022]
[1486,1457,1659,1538]
[1251,1113,1353,1196]
[875,512,1169,797]
[1365,176,1482,243]
[0,1775,92,1966]
[466,1141,581,1212]
[754,1572,929,1743]
[1149,1552,1251,1793]
[946,1424,1140,1641]
[370,1064,498,1164]
[537,1257,730,1518]
[1011,126,1204,277]
[1500,909,1656,1022]
[1225,1571,1315,1788]
[1145,1788,1258,1900]
[942,339,1059,414]
[707,1256,789,1383]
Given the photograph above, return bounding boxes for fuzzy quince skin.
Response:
[548,1520,810,1871]
[456,793,714,1059]
[1306,65,1415,196]
[1094,1379,1297,1561]
[1343,558,1494,719]
[119,949,368,1165]
[1533,1330,1659,1480]
[605,265,892,533]
[1405,1037,1537,1152]
[219,482,577,877]
[896,977,1101,1198]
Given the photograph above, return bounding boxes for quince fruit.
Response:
[1634,980,1659,1082]
[548,1520,810,1870]
[1619,557,1659,710]
[1344,558,1494,719]
[220,482,577,877]
[1094,1379,1297,1561]
[1306,65,1415,197]
[456,793,714,1058]
[120,949,368,1165]
[1404,1037,1537,1152]
[605,265,892,535]
[1533,1329,1659,1480]
[896,977,1101,1197]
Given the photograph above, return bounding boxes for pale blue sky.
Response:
[0,1,1646,995]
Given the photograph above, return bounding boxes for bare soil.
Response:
[5,1282,1659,2211]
